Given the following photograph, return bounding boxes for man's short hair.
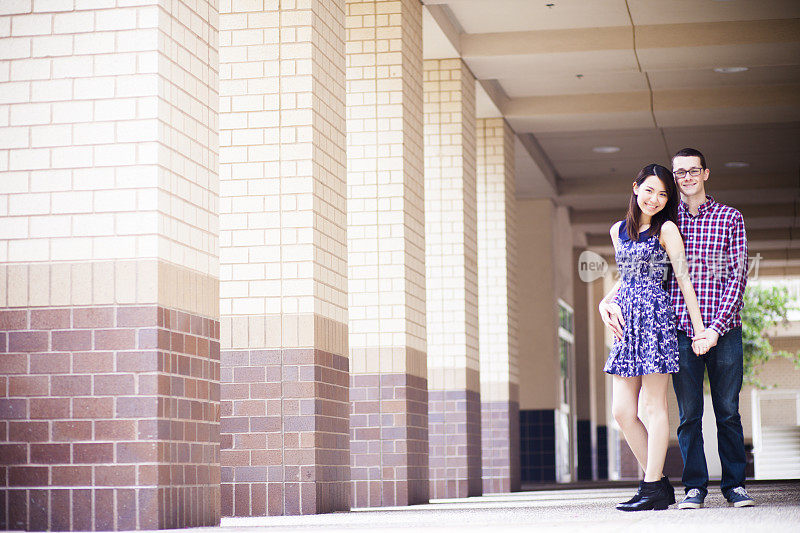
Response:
[672,147,707,169]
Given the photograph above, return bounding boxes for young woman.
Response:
[598,163,709,511]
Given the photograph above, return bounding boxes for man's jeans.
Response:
[672,327,747,498]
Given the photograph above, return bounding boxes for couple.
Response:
[599,148,753,511]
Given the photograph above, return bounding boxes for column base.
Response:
[481,400,520,493]
[350,373,429,507]
[0,305,221,531]
[428,389,482,499]
[220,347,350,517]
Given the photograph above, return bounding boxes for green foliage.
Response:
[740,284,800,387]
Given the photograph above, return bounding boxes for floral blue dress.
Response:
[604,221,679,377]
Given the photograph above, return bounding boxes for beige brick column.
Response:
[219,0,349,517]
[345,0,428,508]
[423,58,481,499]
[476,118,520,493]
[0,1,220,530]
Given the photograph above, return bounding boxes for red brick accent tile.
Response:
[30,398,71,419]
[73,307,114,329]
[9,465,48,486]
[9,421,48,442]
[73,443,114,464]
[31,309,71,330]
[30,352,70,373]
[93,374,135,396]
[72,489,93,531]
[29,489,49,530]
[0,310,28,330]
[95,465,136,486]
[9,331,49,352]
[31,443,71,464]
[52,330,92,352]
[51,375,92,396]
[94,420,135,441]
[9,375,49,397]
[72,351,114,373]
[0,443,27,464]
[116,306,158,327]
[0,353,27,374]
[94,488,115,530]
[94,329,136,350]
[52,421,92,441]
[50,489,71,531]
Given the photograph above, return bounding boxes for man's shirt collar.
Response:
[679,194,715,216]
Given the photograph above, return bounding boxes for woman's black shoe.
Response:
[661,476,675,505]
[617,480,670,511]
[618,481,644,506]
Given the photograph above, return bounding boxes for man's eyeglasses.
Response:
[673,167,703,179]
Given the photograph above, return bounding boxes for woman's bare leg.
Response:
[640,373,670,482]
[612,375,648,474]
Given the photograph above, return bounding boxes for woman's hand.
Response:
[691,329,710,356]
[599,299,624,341]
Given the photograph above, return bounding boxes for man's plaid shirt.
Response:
[667,195,748,337]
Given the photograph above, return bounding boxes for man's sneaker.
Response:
[678,488,704,509]
[727,487,755,507]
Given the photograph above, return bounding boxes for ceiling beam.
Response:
[425,4,462,55]
[504,85,800,118]
[460,19,800,57]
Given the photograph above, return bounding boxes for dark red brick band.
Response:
[220,348,350,516]
[0,306,221,531]
[480,400,520,493]
[428,389,482,498]
[350,373,428,507]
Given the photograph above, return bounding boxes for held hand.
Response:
[691,328,719,356]
[599,300,625,341]
[691,338,709,356]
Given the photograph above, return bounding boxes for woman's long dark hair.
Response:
[624,163,679,241]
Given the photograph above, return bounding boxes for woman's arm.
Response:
[599,222,624,339]
[660,221,708,354]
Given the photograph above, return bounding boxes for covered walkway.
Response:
[209,481,800,533]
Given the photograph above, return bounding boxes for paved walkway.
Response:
[197,481,800,533]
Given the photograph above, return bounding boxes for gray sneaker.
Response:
[678,488,704,509]
[727,486,755,507]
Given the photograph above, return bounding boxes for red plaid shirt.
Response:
[667,195,748,337]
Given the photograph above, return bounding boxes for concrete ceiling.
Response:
[422,0,800,270]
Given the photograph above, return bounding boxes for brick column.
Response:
[477,118,520,493]
[219,0,350,517]
[345,0,428,508]
[0,1,220,530]
[423,59,481,499]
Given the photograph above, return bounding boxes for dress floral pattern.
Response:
[604,221,679,377]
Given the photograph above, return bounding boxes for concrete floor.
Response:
[193,481,800,533]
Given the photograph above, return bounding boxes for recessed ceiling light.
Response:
[714,67,749,73]
[724,161,749,168]
[593,146,620,154]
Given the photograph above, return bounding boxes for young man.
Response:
[669,147,754,509]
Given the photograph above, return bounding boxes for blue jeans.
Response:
[672,327,747,498]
